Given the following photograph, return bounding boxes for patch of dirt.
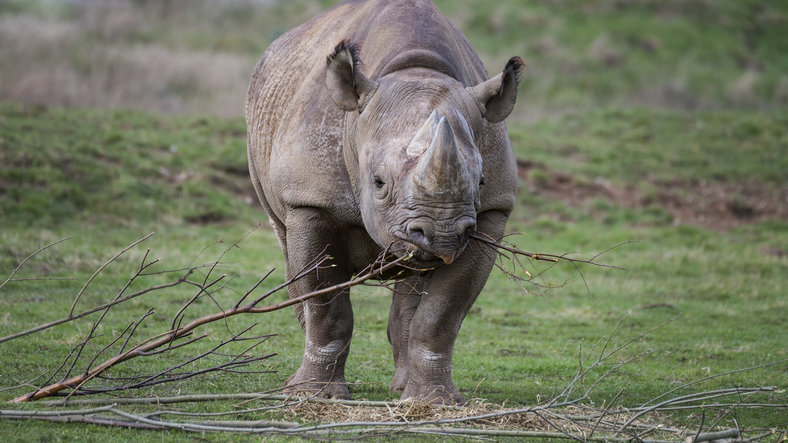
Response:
[760,246,788,258]
[184,211,234,225]
[516,159,788,230]
[208,172,261,209]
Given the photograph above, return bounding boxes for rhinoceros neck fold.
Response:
[378,49,462,82]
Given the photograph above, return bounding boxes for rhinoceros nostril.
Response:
[407,224,431,247]
[408,227,428,245]
[457,220,476,244]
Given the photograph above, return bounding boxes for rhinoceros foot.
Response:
[389,367,409,393]
[401,379,466,405]
[284,367,350,400]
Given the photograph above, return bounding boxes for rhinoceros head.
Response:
[326,41,524,265]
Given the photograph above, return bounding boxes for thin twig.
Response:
[692,408,706,443]
[233,268,275,309]
[471,232,628,269]
[0,237,70,291]
[0,269,195,344]
[68,233,155,317]
[614,387,775,436]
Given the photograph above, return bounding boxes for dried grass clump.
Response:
[270,397,696,440]
[282,398,652,434]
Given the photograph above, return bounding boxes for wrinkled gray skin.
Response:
[246,0,522,404]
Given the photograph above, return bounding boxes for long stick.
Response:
[10,254,410,403]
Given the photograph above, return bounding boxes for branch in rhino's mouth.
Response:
[471,232,630,269]
[470,231,632,297]
[389,237,448,268]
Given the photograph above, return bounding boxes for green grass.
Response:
[509,108,788,185]
[436,0,788,117]
[0,103,785,440]
[0,103,255,228]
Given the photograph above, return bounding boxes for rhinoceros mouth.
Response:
[388,236,433,262]
[391,236,466,267]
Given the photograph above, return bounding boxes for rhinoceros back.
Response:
[246,0,494,224]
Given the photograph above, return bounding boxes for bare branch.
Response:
[639,358,788,408]
[614,387,776,437]
[9,251,412,403]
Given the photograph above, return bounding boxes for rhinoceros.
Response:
[246,0,523,404]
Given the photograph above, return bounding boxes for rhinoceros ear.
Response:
[466,57,525,123]
[325,40,379,112]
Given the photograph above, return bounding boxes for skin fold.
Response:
[246,0,523,404]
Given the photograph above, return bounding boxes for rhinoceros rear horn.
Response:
[466,56,525,123]
[325,40,379,112]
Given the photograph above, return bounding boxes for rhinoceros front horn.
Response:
[413,114,470,194]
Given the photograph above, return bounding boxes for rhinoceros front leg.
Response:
[387,276,423,393]
[282,208,354,399]
[400,211,506,404]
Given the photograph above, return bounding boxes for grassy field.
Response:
[0,0,786,440]
[1,103,785,439]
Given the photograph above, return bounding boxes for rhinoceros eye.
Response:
[479,175,486,186]
[374,176,385,189]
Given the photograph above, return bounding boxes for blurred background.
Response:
[2,0,786,121]
[3,0,785,229]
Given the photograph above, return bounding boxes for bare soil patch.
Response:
[517,159,788,230]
